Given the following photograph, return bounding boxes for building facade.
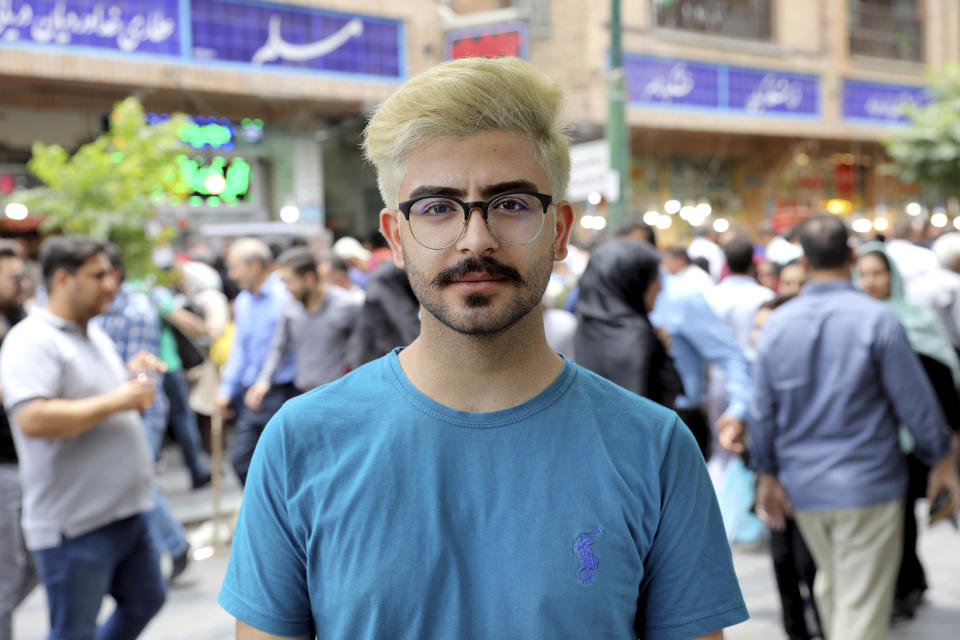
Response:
[0,0,954,240]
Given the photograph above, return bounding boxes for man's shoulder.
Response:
[567,361,679,428]
[765,286,893,334]
[120,291,157,323]
[326,284,361,310]
[277,355,394,418]
[3,311,55,345]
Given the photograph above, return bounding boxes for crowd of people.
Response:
[1,53,958,640]
[0,230,420,640]
[562,215,960,640]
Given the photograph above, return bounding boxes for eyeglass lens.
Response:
[408,193,546,249]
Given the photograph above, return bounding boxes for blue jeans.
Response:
[148,491,187,559]
[230,383,298,486]
[163,371,210,485]
[32,513,166,640]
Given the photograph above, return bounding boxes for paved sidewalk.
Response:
[727,509,960,640]
[13,451,960,639]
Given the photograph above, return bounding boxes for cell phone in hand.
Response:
[928,491,958,529]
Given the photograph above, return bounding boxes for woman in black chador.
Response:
[574,238,683,408]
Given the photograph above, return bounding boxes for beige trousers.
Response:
[794,499,904,640]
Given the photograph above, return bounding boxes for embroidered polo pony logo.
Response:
[574,527,602,585]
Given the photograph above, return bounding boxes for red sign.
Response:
[445,21,529,60]
[451,31,521,59]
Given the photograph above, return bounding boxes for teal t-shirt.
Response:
[219,351,748,639]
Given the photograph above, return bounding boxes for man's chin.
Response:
[463,293,492,308]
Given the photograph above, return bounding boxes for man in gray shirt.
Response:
[0,236,167,640]
[245,247,360,410]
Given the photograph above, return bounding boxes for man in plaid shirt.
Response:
[93,246,191,581]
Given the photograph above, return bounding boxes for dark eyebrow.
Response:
[405,180,541,202]
[480,180,539,199]
[406,185,465,200]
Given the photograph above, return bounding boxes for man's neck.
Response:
[44,298,85,328]
[398,309,563,413]
[304,282,326,312]
[807,267,851,284]
[250,272,269,296]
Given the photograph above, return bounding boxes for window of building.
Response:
[848,0,924,62]
[653,0,773,41]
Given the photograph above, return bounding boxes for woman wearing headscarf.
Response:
[574,238,683,409]
[855,241,960,621]
[177,260,231,454]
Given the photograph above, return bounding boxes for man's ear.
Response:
[380,208,406,269]
[552,201,575,262]
[51,268,70,292]
[798,255,810,273]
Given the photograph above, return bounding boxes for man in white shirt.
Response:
[705,233,775,352]
[662,244,714,292]
[688,227,726,281]
[887,218,940,285]
[909,232,960,351]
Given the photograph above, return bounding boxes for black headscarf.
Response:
[574,239,683,408]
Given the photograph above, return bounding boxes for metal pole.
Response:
[606,0,631,232]
[211,412,223,551]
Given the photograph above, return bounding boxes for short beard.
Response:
[404,250,553,337]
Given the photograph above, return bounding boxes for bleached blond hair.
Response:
[362,56,570,209]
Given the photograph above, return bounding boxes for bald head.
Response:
[227,237,272,292]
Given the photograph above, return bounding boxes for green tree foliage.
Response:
[13,97,189,279]
[885,64,960,197]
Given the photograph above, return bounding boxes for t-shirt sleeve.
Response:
[637,417,749,639]
[0,328,61,414]
[218,409,314,637]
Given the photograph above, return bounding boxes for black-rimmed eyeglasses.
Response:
[398,190,552,250]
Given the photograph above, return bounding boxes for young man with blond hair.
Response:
[219,57,748,640]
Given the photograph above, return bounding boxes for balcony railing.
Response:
[653,0,773,41]
[848,1,924,62]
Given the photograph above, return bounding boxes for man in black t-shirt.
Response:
[0,239,34,640]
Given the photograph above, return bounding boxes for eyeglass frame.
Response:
[397,189,553,250]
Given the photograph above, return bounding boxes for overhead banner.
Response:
[0,0,405,79]
[624,54,820,117]
[190,0,403,79]
[842,79,928,124]
[0,0,180,54]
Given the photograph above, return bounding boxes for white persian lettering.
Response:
[252,16,364,65]
[641,63,695,102]
[864,92,919,121]
[745,74,804,113]
[0,0,174,51]
[0,0,33,40]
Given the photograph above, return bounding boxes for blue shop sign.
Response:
[624,54,819,118]
[190,0,403,79]
[0,0,180,55]
[0,0,404,79]
[842,79,928,124]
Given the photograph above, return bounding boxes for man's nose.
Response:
[456,207,499,254]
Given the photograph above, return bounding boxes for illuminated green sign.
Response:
[176,155,252,206]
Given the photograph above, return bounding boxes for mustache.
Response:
[431,256,524,287]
